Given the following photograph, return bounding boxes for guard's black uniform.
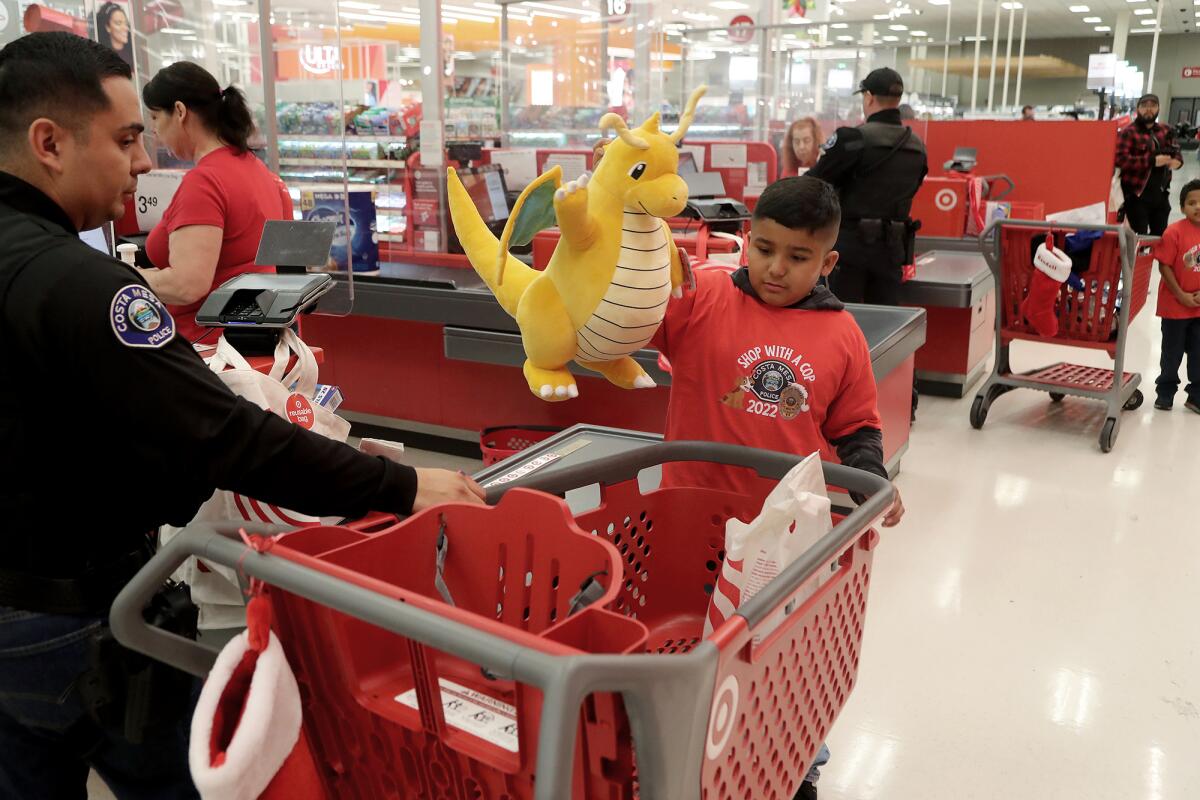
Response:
[0,171,418,612]
[808,108,928,305]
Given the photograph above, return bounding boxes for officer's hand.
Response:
[881,487,905,528]
[412,468,486,512]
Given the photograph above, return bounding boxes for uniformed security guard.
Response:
[0,33,483,798]
[808,67,928,305]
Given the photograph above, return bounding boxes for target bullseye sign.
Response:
[705,675,740,760]
[1183,67,1200,79]
[935,188,959,212]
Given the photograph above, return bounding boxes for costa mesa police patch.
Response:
[110,284,175,348]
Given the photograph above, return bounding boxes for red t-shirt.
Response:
[1154,219,1200,319]
[653,270,881,501]
[145,147,294,342]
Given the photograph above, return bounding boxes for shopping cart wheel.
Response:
[969,384,1007,430]
[1123,390,1144,411]
[1100,417,1119,453]
[969,395,988,429]
[1049,392,1065,403]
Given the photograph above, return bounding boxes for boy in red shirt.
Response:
[653,175,902,800]
[654,175,904,522]
[1153,179,1200,412]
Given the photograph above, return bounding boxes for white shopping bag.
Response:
[162,329,352,629]
[703,452,833,642]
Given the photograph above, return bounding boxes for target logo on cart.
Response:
[705,675,740,760]
[935,188,959,212]
[285,394,315,429]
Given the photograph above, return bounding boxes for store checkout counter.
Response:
[901,248,995,398]
[300,262,926,477]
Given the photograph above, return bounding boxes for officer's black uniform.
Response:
[0,170,419,613]
[808,70,928,306]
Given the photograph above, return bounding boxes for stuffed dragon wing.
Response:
[494,166,563,284]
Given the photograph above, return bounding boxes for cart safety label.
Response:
[482,438,592,489]
[395,679,519,752]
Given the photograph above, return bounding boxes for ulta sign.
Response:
[300,44,340,75]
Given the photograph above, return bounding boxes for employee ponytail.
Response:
[143,61,255,154]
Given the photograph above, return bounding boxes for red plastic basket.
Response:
[261,468,879,799]
[480,426,563,466]
[997,227,1153,351]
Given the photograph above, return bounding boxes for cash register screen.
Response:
[79,226,113,257]
[457,166,510,226]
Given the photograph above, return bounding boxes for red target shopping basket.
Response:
[111,441,892,800]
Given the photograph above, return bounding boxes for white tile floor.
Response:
[89,160,1200,799]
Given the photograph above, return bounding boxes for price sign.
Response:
[134,170,185,231]
[1183,67,1200,79]
[729,14,756,44]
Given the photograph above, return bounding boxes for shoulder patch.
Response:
[110,284,176,349]
[821,133,838,151]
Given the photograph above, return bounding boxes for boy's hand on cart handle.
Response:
[412,468,486,512]
[882,488,904,528]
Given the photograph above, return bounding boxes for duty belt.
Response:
[0,549,151,616]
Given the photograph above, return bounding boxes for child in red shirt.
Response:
[653,175,902,800]
[654,175,903,522]
[1152,179,1200,412]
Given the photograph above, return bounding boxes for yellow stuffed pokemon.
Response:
[447,86,707,401]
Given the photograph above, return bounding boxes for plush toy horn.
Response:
[671,85,709,144]
[599,113,649,149]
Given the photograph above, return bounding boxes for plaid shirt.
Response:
[1115,121,1181,196]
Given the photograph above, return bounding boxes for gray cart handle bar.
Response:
[981,173,1015,201]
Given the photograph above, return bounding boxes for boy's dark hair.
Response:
[1181,179,1200,208]
[143,62,255,154]
[753,176,841,235]
[0,32,132,156]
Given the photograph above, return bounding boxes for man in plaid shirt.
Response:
[1115,93,1183,236]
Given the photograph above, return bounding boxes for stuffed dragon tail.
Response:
[446,171,537,317]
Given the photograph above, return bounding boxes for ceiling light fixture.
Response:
[831,22,849,27]
[1095,25,1111,31]
[1133,7,1153,13]
[1083,16,1101,22]
[883,34,899,40]
[889,23,908,30]
[710,0,750,9]
[1068,5,1089,11]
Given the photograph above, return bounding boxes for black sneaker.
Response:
[793,781,818,800]
[1155,399,1173,411]
[1186,400,1200,415]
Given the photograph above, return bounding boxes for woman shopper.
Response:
[140,62,293,343]
[782,117,824,176]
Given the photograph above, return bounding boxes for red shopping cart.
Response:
[111,441,892,800]
[479,425,564,466]
[970,219,1155,452]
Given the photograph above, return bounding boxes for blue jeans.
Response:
[0,607,197,799]
[806,742,831,784]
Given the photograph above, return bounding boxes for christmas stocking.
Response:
[189,596,323,800]
[1021,236,1072,337]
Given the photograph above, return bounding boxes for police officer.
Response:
[0,33,483,798]
[808,67,928,305]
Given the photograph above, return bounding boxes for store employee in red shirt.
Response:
[139,62,293,342]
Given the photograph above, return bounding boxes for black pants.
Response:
[1123,186,1172,236]
[1157,317,1200,405]
[829,240,903,305]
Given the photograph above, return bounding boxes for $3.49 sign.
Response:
[134,170,185,232]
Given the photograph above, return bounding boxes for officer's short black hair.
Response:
[0,32,132,155]
[753,176,841,238]
[1181,179,1200,208]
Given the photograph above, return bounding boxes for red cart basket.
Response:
[970,219,1155,452]
[480,425,564,466]
[112,441,892,800]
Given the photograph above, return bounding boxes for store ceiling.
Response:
[264,0,1199,43]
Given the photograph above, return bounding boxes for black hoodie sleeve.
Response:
[830,426,887,503]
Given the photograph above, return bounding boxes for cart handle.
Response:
[981,173,1015,201]
[485,440,894,629]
